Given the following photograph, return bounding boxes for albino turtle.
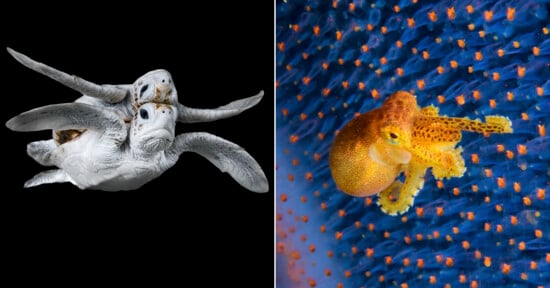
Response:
[6,47,264,125]
[6,102,269,192]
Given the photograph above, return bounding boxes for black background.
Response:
[1,3,273,284]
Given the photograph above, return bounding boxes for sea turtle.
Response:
[6,102,269,192]
[6,47,264,126]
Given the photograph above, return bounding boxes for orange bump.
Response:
[320,202,327,210]
[344,270,351,278]
[468,23,476,31]
[473,90,481,100]
[459,274,466,284]
[365,197,373,207]
[456,94,465,105]
[299,112,307,120]
[357,81,366,90]
[452,227,459,234]
[450,60,458,68]
[510,215,518,225]
[401,216,408,223]
[381,26,387,34]
[547,253,550,263]
[466,5,474,14]
[501,263,511,275]
[411,47,418,54]
[394,5,400,13]
[496,144,505,152]
[471,280,478,288]
[436,254,443,263]
[513,41,520,48]
[404,235,411,244]
[447,7,456,20]
[277,42,285,52]
[506,150,514,159]
[436,181,444,189]
[467,211,475,221]
[280,193,287,202]
[290,250,301,260]
[428,11,437,22]
[497,49,505,57]
[302,76,311,85]
[437,95,445,104]
[507,91,514,101]
[522,112,529,120]
[507,7,515,21]
[484,256,492,267]
[327,250,333,258]
[366,248,374,257]
[338,209,346,217]
[518,241,526,251]
[371,89,379,99]
[354,59,361,67]
[379,275,385,283]
[422,50,430,60]
[436,66,445,74]
[385,256,393,265]
[348,2,355,12]
[462,240,470,250]
[484,10,493,21]
[384,231,391,238]
[322,88,331,97]
[436,207,444,216]
[429,275,436,284]
[446,257,454,267]
[514,182,521,192]
[475,51,483,61]
[317,133,324,141]
[320,225,326,232]
[338,58,345,65]
[322,61,329,70]
[354,221,361,228]
[468,66,474,73]
[341,81,349,90]
[313,25,320,36]
[361,44,369,53]
[497,177,506,189]
[479,30,486,38]
[396,67,404,77]
[302,52,309,60]
[535,229,543,238]
[497,224,503,233]
[407,18,415,28]
[336,30,343,41]
[492,72,500,81]
[324,268,332,276]
[396,40,403,48]
[403,257,411,266]
[380,57,387,65]
[433,230,440,239]
[523,196,531,206]
[544,27,550,34]
[475,250,482,259]
[335,231,343,240]
[472,185,479,193]
[538,124,546,137]
[517,66,526,78]
[517,144,527,155]
[530,261,537,270]
[366,23,374,31]
[495,204,503,212]
[302,215,308,223]
[457,39,466,49]
[308,279,316,287]
[453,187,460,196]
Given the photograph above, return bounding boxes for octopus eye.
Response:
[389,132,398,139]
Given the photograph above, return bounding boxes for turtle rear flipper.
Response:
[24,169,73,188]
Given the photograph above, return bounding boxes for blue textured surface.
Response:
[276,0,550,287]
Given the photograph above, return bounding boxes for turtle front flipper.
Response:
[27,140,58,166]
[167,132,269,192]
[177,91,264,123]
[6,47,129,103]
[377,161,426,215]
[24,169,73,188]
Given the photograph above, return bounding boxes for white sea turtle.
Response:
[6,47,264,126]
[6,102,269,192]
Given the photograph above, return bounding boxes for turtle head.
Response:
[130,102,177,154]
[133,69,178,108]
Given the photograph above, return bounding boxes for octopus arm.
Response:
[415,115,513,134]
[377,160,427,215]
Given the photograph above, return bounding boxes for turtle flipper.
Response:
[27,140,57,166]
[177,91,264,123]
[6,103,127,145]
[6,47,129,103]
[168,132,269,193]
[24,169,72,188]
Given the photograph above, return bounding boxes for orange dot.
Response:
[468,66,474,73]
[422,50,430,60]
[308,279,316,287]
[492,72,500,81]
[371,89,379,99]
[436,254,443,263]
[354,59,361,67]
[502,263,511,274]
[366,248,374,257]
[288,174,295,181]
[459,274,466,284]
[535,229,543,238]
[472,185,479,193]
[513,41,520,48]
[341,81,349,90]
[462,240,470,250]
[479,30,486,38]
[484,256,492,267]
[450,60,458,68]
[344,270,351,278]
[385,256,393,265]
[411,47,418,54]
[368,223,375,231]
[471,153,479,164]
[302,76,311,85]
[429,275,436,284]
[447,7,456,20]
[468,23,475,30]
[336,31,342,41]
[538,124,546,137]
[455,94,465,105]
[466,5,474,14]
[433,230,440,239]
[452,227,459,234]
[327,250,333,257]
[518,241,526,251]
[404,235,411,245]
[437,95,445,104]
[335,231,343,240]
[497,49,505,57]
[506,7,516,21]
[384,231,391,238]
[471,280,478,288]
[475,51,483,61]
[302,52,309,60]
[510,215,518,225]
[394,5,400,13]
[366,24,374,31]
[467,211,475,221]
[506,150,514,159]
[280,193,287,202]
[407,18,415,28]
[475,250,482,259]
[453,187,460,196]
[531,261,537,270]
[277,42,285,52]
[517,144,527,155]
[547,253,550,263]
[348,2,355,12]
[380,26,387,34]
[428,11,437,22]
[457,39,466,49]
[496,224,503,233]
[322,61,329,70]
[313,26,320,36]
[484,222,491,232]
[497,177,506,188]
[302,215,308,223]
[325,268,332,276]
[416,233,423,241]
[365,198,373,207]
[396,67,404,77]
[507,91,514,101]
[299,113,307,121]
[322,88,331,97]
[403,257,410,266]
[416,207,424,217]
[320,225,326,233]
[379,275,385,282]
[357,82,365,90]
[446,257,454,267]
[338,58,344,65]
[523,196,532,206]
[517,66,526,78]
[396,40,403,48]
[436,207,444,216]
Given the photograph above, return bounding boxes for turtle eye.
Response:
[139,108,149,120]
[140,84,149,97]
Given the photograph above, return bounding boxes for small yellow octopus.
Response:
[329,91,513,215]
